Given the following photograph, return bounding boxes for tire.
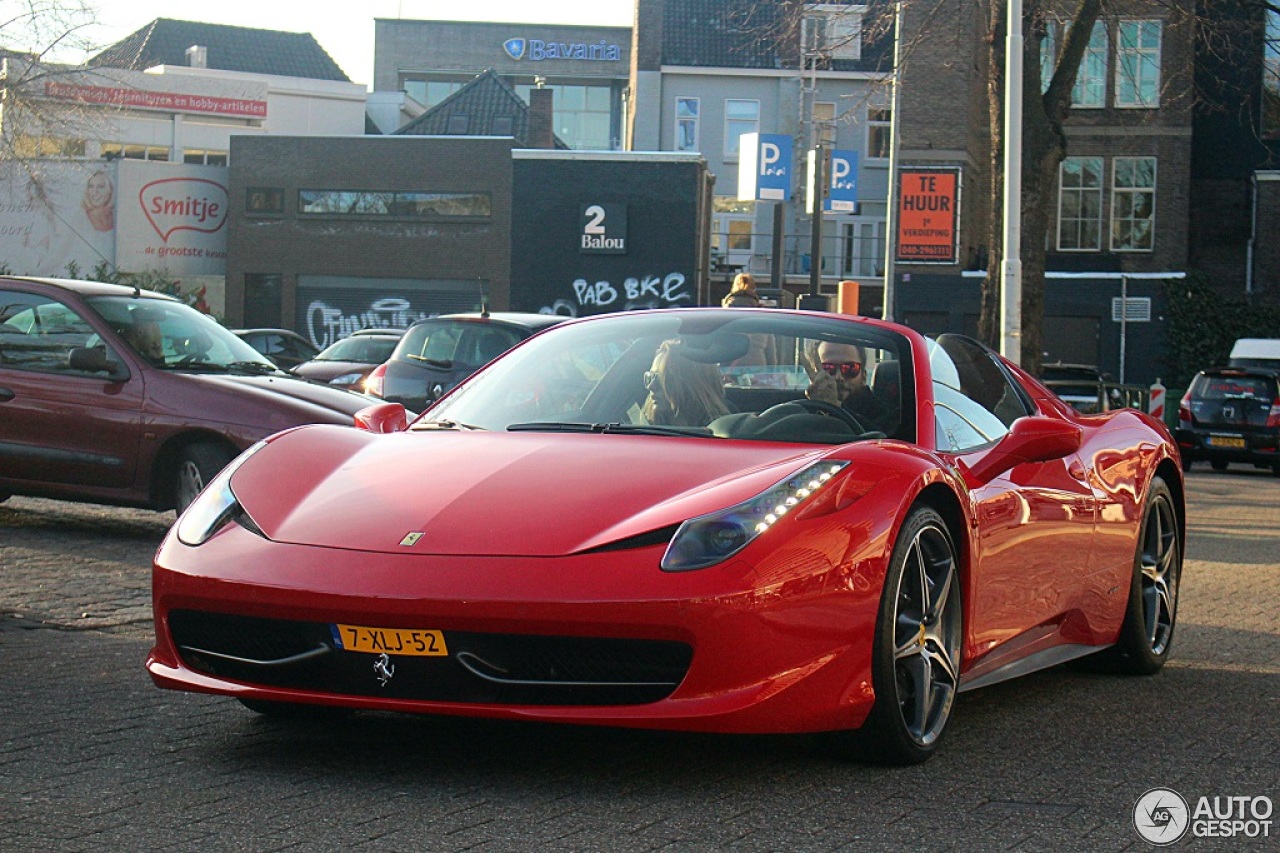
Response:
[854,506,963,765]
[173,442,235,515]
[1180,455,1192,472]
[1096,476,1181,674]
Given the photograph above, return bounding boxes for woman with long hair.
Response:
[643,339,731,427]
[721,272,761,308]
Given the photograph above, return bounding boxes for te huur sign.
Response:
[896,168,961,264]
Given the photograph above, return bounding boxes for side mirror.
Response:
[963,416,1082,485]
[68,347,129,383]
[354,402,409,434]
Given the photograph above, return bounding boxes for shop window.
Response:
[246,187,284,215]
[298,190,491,219]
[184,149,229,166]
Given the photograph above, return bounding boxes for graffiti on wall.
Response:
[539,272,690,318]
[306,298,432,348]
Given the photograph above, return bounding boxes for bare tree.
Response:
[1,0,99,165]
[734,0,1275,375]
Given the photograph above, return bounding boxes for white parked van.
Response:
[1228,339,1280,370]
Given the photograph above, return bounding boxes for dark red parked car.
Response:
[0,277,373,513]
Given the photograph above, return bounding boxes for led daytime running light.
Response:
[662,461,849,571]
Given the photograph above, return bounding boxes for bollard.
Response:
[1149,377,1166,420]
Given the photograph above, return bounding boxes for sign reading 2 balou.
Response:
[896,168,961,264]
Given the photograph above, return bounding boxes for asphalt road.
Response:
[1,469,1277,852]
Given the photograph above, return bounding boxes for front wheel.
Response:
[173,442,235,515]
[1096,476,1181,674]
[854,506,963,765]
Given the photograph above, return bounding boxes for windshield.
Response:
[424,310,914,445]
[87,296,278,371]
[315,334,401,364]
[395,320,524,367]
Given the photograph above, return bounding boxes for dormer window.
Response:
[804,4,865,62]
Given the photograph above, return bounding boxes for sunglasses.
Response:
[643,370,662,392]
[821,361,862,378]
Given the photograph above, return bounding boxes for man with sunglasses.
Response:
[805,341,891,433]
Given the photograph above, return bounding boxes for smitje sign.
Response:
[738,133,792,202]
[806,148,859,213]
[896,168,961,264]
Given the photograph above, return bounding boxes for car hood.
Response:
[230,426,834,556]
[156,372,374,429]
[291,360,374,382]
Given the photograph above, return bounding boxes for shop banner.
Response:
[114,160,229,276]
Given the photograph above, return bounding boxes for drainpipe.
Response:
[1248,172,1257,296]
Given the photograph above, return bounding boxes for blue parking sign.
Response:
[826,150,859,212]
[737,133,792,202]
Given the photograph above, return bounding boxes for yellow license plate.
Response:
[1208,435,1246,449]
[333,624,448,656]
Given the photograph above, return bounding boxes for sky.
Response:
[69,0,635,88]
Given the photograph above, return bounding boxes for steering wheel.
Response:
[764,399,866,433]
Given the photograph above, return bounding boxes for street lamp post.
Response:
[1000,0,1023,365]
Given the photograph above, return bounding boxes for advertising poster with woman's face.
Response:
[0,161,117,275]
[82,170,116,232]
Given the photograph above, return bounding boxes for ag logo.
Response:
[1133,788,1189,845]
[503,38,526,60]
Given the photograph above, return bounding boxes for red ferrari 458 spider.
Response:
[148,309,1184,764]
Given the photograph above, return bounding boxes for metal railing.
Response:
[1042,379,1150,415]
[711,231,885,281]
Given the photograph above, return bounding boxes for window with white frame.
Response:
[724,99,760,159]
[1041,21,1106,107]
[814,101,837,147]
[1057,157,1103,251]
[1111,157,1156,252]
[866,107,891,160]
[675,97,700,151]
[1116,20,1161,107]
[805,4,863,61]
[1074,22,1108,107]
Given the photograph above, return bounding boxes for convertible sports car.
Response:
[149,309,1184,764]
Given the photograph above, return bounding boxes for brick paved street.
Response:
[1,471,1277,851]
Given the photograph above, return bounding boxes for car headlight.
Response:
[175,441,268,546]
[661,461,849,572]
[330,373,365,386]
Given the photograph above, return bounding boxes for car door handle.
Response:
[0,386,13,402]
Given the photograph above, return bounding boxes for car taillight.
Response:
[1178,390,1193,426]
[1268,399,1280,429]
[363,362,388,397]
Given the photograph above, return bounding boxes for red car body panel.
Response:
[146,308,1183,736]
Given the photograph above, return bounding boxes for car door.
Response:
[0,287,145,491]
[930,336,1097,661]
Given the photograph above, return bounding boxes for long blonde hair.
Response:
[729,272,757,296]
[644,340,731,426]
